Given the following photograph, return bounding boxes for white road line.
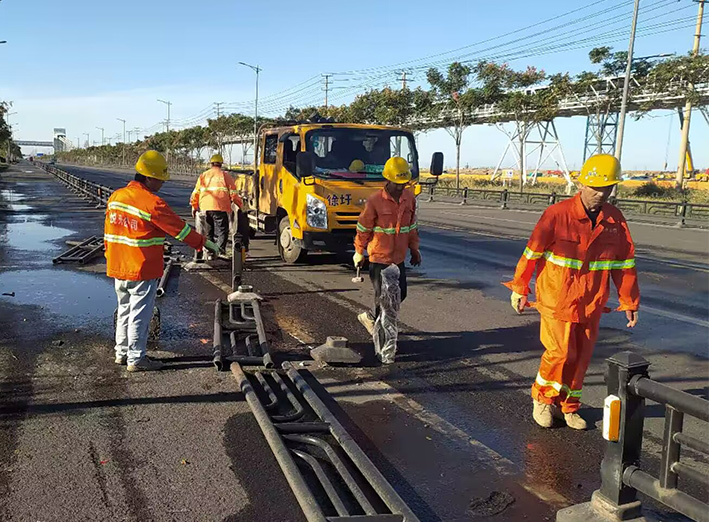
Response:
[633,304,708,328]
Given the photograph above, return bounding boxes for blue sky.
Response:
[1,0,706,170]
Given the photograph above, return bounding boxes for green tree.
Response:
[426,62,475,188]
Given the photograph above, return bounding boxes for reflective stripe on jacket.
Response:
[354,187,419,265]
[503,193,640,323]
[190,167,242,212]
[105,181,205,281]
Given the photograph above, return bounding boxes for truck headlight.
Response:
[306,194,328,229]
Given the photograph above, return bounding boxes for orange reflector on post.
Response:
[603,394,621,442]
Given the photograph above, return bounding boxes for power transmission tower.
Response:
[214,102,225,117]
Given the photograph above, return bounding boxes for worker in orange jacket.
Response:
[504,154,640,429]
[354,157,421,348]
[190,153,244,257]
[105,151,219,371]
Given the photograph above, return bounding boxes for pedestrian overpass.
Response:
[16,128,72,153]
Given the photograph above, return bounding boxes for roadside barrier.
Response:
[557,352,709,522]
[38,163,111,207]
[428,186,709,227]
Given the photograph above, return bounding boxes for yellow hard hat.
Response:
[382,157,412,184]
[578,154,621,187]
[135,150,169,181]
[210,153,224,164]
[348,159,365,172]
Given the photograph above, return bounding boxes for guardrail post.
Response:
[677,200,687,228]
[557,351,650,522]
[460,187,468,206]
[549,192,557,205]
[500,189,509,210]
[428,184,435,203]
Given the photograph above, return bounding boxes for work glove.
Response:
[353,251,365,267]
[510,291,528,314]
[410,249,422,266]
[204,239,220,255]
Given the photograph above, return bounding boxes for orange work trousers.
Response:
[532,314,601,413]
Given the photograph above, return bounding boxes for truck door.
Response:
[258,132,279,216]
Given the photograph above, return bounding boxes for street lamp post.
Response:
[117,118,126,166]
[238,62,261,170]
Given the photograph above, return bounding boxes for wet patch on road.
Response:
[1,219,74,251]
[0,269,114,328]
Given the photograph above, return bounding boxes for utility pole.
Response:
[615,0,641,164]
[399,71,408,89]
[117,118,126,167]
[133,127,141,142]
[83,132,90,148]
[76,137,80,150]
[322,74,332,108]
[96,127,105,145]
[157,99,172,132]
[157,99,172,162]
[238,62,261,169]
[214,102,225,118]
[676,0,705,188]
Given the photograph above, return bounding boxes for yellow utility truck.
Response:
[234,123,443,263]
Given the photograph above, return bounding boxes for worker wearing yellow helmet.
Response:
[190,152,244,258]
[353,156,421,363]
[504,154,640,430]
[105,151,219,371]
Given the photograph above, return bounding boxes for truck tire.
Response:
[278,216,306,264]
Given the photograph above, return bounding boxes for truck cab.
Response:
[236,123,442,263]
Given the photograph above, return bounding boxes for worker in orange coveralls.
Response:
[504,154,639,430]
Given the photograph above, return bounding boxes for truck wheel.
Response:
[278,216,306,264]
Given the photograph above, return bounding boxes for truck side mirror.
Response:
[430,152,444,176]
[296,151,315,178]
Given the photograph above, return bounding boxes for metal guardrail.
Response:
[425,185,709,227]
[232,363,420,522]
[38,162,112,207]
[558,352,709,522]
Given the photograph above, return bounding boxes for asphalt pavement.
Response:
[0,162,706,521]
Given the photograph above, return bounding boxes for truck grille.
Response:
[334,211,360,228]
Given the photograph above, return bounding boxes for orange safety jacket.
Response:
[354,187,419,265]
[105,181,205,281]
[190,167,242,212]
[504,193,640,323]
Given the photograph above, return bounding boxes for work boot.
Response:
[564,412,588,430]
[532,399,554,428]
[127,357,165,372]
[114,354,127,365]
[357,312,375,336]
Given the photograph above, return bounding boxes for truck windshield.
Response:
[305,129,418,181]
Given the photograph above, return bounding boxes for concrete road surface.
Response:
[0,162,705,521]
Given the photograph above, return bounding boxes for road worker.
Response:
[190,153,244,258]
[105,150,219,372]
[504,154,640,430]
[354,156,422,359]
